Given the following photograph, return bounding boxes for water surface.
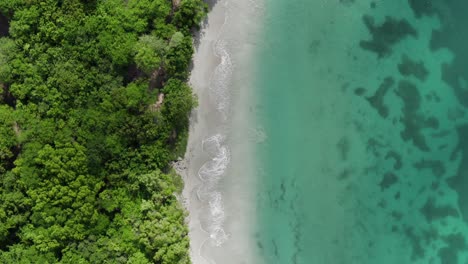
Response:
[255,1,468,263]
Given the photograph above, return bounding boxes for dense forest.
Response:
[0,0,206,263]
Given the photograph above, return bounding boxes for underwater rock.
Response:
[379,172,398,190]
[413,159,446,177]
[420,197,459,223]
[360,15,417,58]
[438,233,468,264]
[404,226,426,260]
[429,1,468,107]
[398,54,428,81]
[337,168,353,181]
[396,80,435,152]
[367,138,384,157]
[447,124,468,223]
[336,137,350,160]
[391,211,403,221]
[407,0,436,18]
[354,87,366,96]
[385,150,403,170]
[366,77,394,118]
[339,0,355,6]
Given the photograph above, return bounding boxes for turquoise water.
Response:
[255,0,468,263]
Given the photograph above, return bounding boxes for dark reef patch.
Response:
[396,80,421,111]
[308,40,321,55]
[379,172,398,191]
[366,77,394,118]
[378,199,387,209]
[339,0,355,6]
[257,240,264,250]
[367,138,384,157]
[421,227,439,244]
[360,15,417,58]
[431,130,450,139]
[395,80,435,151]
[447,124,468,223]
[413,159,446,177]
[402,228,439,262]
[447,108,465,121]
[272,240,279,257]
[354,87,366,96]
[420,197,459,222]
[404,227,425,260]
[337,168,352,181]
[425,91,441,103]
[407,0,436,18]
[438,233,467,264]
[424,117,439,129]
[394,191,401,200]
[429,1,468,107]
[385,150,402,170]
[336,137,350,160]
[398,54,428,81]
[391,211,403,221]
[439,62,468,108]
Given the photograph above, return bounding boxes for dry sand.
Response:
[179,0,264,263]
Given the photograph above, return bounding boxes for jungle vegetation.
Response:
[0,0,206,263]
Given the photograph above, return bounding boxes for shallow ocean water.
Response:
[254,0,468,263]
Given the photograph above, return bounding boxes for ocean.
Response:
[254,0,468,263]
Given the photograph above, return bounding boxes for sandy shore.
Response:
[179,0,263,263]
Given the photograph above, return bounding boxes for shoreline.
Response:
[180,1,226,262]
[180,0,263,263]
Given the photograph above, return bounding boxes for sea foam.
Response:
[196,5,234,246]
[210,39,233,120]
[197,134,231,246]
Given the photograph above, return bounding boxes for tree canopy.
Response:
[0,0,206,263]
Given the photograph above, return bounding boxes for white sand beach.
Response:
[180,0,263,263]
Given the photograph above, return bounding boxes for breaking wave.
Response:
[196,0,234,248]
[197,134,231,246]
[210,39,233,120]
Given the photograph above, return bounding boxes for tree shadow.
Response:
[0,12,9,37]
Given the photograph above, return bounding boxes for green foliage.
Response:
[0,0,206,262]
[173,0,208,33]
[134,35,166,74]
[165,34,194,79]
[0,38,17,83]
[162,79,196,130]
[0,106,16,173]
[0,244,56,264]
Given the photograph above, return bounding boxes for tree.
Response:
[162,79,196,131]
[134,35,166,74]
[173,0,207,33]
[0,0,206,261]
[0,38,17,83]
[0,105,16,173]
